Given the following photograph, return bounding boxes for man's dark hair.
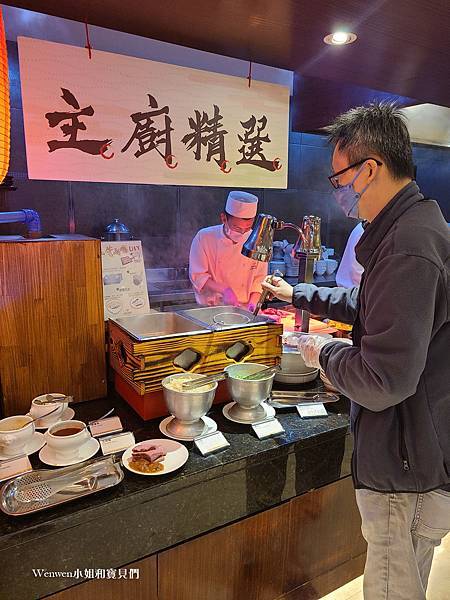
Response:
[325,101,414,180]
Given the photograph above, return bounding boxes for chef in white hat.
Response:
[189,191,268,308]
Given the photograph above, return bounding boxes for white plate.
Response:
[122,439,189,476]
[275,370,318,384]
[222,402,276,425]
[0,432,46,460]
[159,416,217,441]
[33,407,76,430]
[39,437,100,467]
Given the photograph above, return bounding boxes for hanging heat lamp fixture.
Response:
[0,7,10,185]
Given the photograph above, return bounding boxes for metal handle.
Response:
[181,373,227,390]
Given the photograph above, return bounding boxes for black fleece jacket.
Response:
[293,182,450,493]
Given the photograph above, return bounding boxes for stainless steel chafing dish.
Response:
[179,306,273,331]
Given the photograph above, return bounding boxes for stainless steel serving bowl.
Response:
[162,373,218,437]
[224,363,275,422]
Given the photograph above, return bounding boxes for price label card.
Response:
[0,455,32,482]
[297,403,328,418]
[100,431,135,455]
[194,431,230,456]
[89,416,123,438]
[252,417,285,440]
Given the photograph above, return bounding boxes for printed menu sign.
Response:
[101,241,150,319]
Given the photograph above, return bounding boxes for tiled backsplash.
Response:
[3,41,450,270]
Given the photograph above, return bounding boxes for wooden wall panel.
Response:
[0,239,106,415]
[158,502,290,600]
[47,555,158,600]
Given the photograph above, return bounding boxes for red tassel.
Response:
[84,18,92,59]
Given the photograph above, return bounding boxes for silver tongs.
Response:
[253,270,283,320]
[270,390,339,405]
[14,457,117,503]
[253,289,270,319]
[181,372,229,391]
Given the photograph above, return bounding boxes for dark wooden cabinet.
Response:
[158,501,290,600]
[47,476,365,600]
[282,476,366,598]
[47,556,158,600]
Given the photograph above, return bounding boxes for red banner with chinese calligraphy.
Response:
[18,37,289,188]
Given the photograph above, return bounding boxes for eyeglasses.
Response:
[328,158,383,189]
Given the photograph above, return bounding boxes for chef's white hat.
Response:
[225,191,259,218]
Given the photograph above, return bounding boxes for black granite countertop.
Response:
[0,383,351,599]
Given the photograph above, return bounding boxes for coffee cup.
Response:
[30,393,68,427]
[44,420,90,461]
[0,415,35,458]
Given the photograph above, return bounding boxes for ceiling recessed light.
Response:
[323,32,357,45]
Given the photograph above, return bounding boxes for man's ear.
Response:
[367,159,379,182]
[220,212,227,225]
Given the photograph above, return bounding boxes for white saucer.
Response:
[0,432,46,461]
[159,416,217,441]
[34,407,76,430]
[39,437,100,467]
[122,439,189,476]
[222,402,276,425]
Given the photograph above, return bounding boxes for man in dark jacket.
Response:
[262,102,449,600]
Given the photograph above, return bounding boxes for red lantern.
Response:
[0,7,10,184]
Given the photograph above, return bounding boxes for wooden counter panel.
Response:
[46,556,157,600]
[283,476,366,592]
[158,502,290,600]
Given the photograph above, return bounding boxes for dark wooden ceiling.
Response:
[4,0,450,108]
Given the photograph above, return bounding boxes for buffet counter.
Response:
[0,387,365,600]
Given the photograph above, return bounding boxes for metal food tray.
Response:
[179,306,273,331]
[0,457,123,516]
[110,312,209,341]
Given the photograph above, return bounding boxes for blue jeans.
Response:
[356,488,450,599]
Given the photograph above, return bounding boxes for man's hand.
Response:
[296,334,333,370]
[261,276,294,303]
[222,287,239,306]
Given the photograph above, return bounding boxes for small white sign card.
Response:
[194,431,230,456]
[0,455,33,482]
[100,431,136,456]
[296,403,328,418]
[252,417,285,440]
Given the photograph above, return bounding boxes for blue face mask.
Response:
[333,164,371,219]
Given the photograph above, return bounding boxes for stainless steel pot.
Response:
[224,363,275,421]
[162,373,217,437]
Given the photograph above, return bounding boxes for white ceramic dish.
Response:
[159,415,217,441]
[222,402,275,425]
[122,439,189,476]
[39,437,100,467]
[0,432,45,460]
[33,407,75,430]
